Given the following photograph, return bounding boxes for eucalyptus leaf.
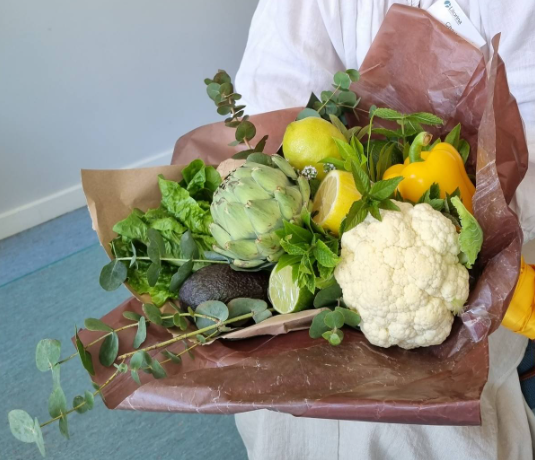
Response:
[51,363,61,389]
[147,228,166,263]
[162,349,182,364]
[131,370,141,386]
[169,259,193,293]
[75,328,95,376]
[333,71,351,90]
[322,329,344,346]
[133,317,147,349]
[309,311,331,339]
[146,262,162,287]
[48,386,67,419]
[8,410,36,443]
[173,313,189,331]
[123,311,142,321]
[314,283,342,308]
[253,310,272,323]
[33,419,46,457]
[149,360,167,379]
[35,339,61,372]
[235,121,256,141]
[142,303,163,325]
[324,310,344,329]
[296,108,321,120]
[84,390,95,410]
[115,362,128,373]
[195,300,229,330]
[84,318,114,332]
[73,395,90,414]
[98,332,119,367]
[99,260,127,291]
[335,306,360,328]
[346,69,360,82]
[180,230,199,260]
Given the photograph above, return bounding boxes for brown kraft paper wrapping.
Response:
[79,5,528,425]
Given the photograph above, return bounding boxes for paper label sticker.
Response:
[427,0,486,48]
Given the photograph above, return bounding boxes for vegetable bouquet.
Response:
[8,5,529,457]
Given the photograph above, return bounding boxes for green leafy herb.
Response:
[451,196,483,268]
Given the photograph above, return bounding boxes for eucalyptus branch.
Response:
[159,330,219,365]
[114,256,229,265]
[118,312,255,360]
[316,85,341,113]
[40,360,124,429]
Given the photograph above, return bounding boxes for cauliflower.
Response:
[334,201,469,349]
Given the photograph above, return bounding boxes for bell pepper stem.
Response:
[409,132,433,163]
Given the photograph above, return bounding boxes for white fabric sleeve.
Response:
[481,0,535,242]
[234,0,345,115]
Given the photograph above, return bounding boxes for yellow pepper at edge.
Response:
[502,257,535,339]
[383,132,475,213]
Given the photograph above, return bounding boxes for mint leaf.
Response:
[405,112,443,126]
[350,161,371,195]
[344,200,369,232]
[370,176,403,200]
[313,240,340,268]
[373,108,404,121]
[445,123,461,149]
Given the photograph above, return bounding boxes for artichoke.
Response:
[210,154,310,268]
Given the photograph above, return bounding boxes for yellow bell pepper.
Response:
[383,132,475,213]
[502,257,535,339]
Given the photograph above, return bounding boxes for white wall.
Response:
[0,0,258,239]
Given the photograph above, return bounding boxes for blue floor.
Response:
[0,208,248,460]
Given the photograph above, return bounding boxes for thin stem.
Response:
[408,131,432,163]
[366,113,376,173]
[117,312,255,360]
[56,315,175,366]
[115,256,229,265]
[159,331,219,365]
[316,85,341,113]
[40,361,124,428]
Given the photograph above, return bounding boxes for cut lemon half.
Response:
[269,265,314,315]
[312,170,361,235]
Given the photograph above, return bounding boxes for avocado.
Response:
[179,264,270,310]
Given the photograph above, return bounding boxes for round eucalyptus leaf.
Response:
[48,386,67,418]
[129,350,151,371]
[73,395,90,414]
[35,339,61,372]
[195,301,229,330]
[206,82,221,101]
[235,120,256,142]
[296,108,321,121]
[346,69,360,82]
[324,310,344,329]
[84,390,95,410]
[180,230,199,260]
[99,260,127,291]
[115,363,128,373]
[227,297,268,318]
[8,410,35,443]
[98,332,119,367]
[253,310,273,324]
[313,283,342,308]
[334,71,351,90]
[33,418,46,457]
[309,311,331,339]
[84,318,113,332]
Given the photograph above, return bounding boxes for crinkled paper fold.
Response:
[79,5,528,425]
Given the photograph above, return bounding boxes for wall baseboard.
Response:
[0,149,174,240]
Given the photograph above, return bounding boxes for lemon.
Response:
[282,117,346,179]
[269,265,314,314]
[312,170,361,235]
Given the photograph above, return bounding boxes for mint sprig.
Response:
[343,161,403,233]
[276,209,341,293]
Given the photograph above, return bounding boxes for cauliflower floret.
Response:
[334,201,469,349]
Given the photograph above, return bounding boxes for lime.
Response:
[282,117,346,179]
[269,264,314,314]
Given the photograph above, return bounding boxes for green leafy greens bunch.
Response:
[99,159,227,306]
